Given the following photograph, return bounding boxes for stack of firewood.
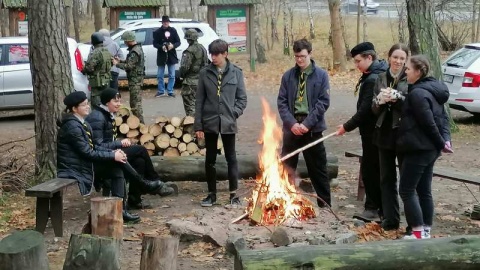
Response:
[114,107,223,156]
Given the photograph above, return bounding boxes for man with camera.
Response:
[153,16,181,98]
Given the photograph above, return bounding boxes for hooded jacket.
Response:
[57,114,115,195]
[397,76,451,152]
[103,36,124,74]
[344,60,389,136]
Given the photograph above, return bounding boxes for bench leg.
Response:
[50,192,64,237]
[35,198,50,234]
[357,157,365,201]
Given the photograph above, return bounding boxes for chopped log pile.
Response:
[115,107,223,156]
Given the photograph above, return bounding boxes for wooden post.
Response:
[0,230,49,270]
[140,236,179,270]
[63,234,121,270]
[90,197,123,239]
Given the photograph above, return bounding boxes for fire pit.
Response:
[246,99,316,225]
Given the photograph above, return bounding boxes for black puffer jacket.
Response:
[344,60,389,136]
[397,77,450,152]
[57,114,115,195]
[85,106,122,150]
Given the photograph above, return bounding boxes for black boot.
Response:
[123,210,141,223]
[142,179,162,194]
[128,200,152,210]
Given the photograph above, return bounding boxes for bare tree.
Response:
[261,1,271,49]
[306,0,315,39]
[87,0,92,18]
[27,0,74,182]
[93,0,102,31]
[396,0,407,43]
[362,0,367,41]
[271,0,281,43]
[0,9,8,37]
[328,0,347,71]
[282,0,289,55]
[254,4,267,63]
[73,0,81,41]
[356,0,361,44]
[169,0,177,17]
[472,0,478,42]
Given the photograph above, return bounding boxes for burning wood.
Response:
[246,99,316,225]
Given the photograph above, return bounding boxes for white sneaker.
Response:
[402,234,419,240]
[422,229,431,239]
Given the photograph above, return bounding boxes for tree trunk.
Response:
[356,0,361,44]
[0,230,49,270]
[254,5,267,63]
[0,9,8,37]
[65,6,71,37]
[270,0,279,43]
[73,0,81,41]
[397,2,407,43]
[140,236,179,270]
[90,197,123,239]
[472,0,477,42]
[93,0,103,31]
[234,235,480,270]
[151,155,338,182]
[476,0,480,42]
[87,0,92,18]
[169,0,177,17]
[306,0,315,39]
[282,0,289,55]
[328,0,347,71]
[362,0,367,41]
[28,0,74,183]
[63,234,121,270]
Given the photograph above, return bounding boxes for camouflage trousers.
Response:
[90,86,107,106]
[129,81,144,123]
[181,84,197,116]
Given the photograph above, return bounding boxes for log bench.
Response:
[25,178,77,237]
[345,150,480,201]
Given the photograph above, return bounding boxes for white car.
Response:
[442,43,480,116]
[0,36,89,110]
[78,18,219,79]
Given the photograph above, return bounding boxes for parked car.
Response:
[344,0,380,14]
[0,36,88,110]
[442,43,480,116]
[78,18,219,80]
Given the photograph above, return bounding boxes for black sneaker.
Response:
[228,197,241,209]
[201,194,217,207]
[168,93,176,98]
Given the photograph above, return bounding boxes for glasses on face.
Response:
[294,54,309,60]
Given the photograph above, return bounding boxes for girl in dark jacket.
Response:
[397,55,452,239]
[371,43,409,230]
[57,91,140,222]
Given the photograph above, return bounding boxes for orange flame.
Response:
[247,98,316,225]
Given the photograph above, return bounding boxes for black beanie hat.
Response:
[350,42,375,58]
[101,88,121,105]
[64,91,87,108]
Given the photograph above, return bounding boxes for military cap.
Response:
[122,31,136,42]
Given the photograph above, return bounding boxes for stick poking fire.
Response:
[246,99,316,225]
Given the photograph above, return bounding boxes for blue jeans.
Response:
[157,64,175,94]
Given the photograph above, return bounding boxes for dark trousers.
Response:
[110,71,119,90]
[124,145,159,180]
[399,150,439,228]
[204,133,238,193]
[281,131,330,206]
[95,161,125,199]
[361,136,382,212]
[379,148,403,226]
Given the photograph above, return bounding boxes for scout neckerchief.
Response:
[82,122,94,148]
[298,71,306,102]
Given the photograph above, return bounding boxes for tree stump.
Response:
[0,230,49,270]
[90,197,123,239]
[63,234,121,270]
[140,236,179,270]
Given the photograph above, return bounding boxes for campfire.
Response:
[246,99,316,225]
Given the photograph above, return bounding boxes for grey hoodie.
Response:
[103,36,125,74]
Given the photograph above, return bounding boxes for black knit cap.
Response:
[64,91,87,108]
[350,42,375,58]
[101,88,121,105]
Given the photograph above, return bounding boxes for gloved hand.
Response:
[442,141,453,153]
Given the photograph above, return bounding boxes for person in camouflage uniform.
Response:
[82,32,113,106]
[112,31,145,123]
[179,29,208,116]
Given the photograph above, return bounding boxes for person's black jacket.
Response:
[153,26,181,66]
[344,60,388,136]
[57,114,114,195]
[85,106,122,150]
[397,76,451,152]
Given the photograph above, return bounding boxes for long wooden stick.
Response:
[279,132,337,162]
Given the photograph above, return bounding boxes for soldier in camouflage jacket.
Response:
[113,31,145,123]
[83,32,112,106]
[179,29,208,116]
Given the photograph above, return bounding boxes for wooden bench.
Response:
[25,178,77,237]
[345,150,480,201]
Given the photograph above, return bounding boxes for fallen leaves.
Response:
[0,194,35,235]
[179,242,226,262]
[353,222,403,242]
